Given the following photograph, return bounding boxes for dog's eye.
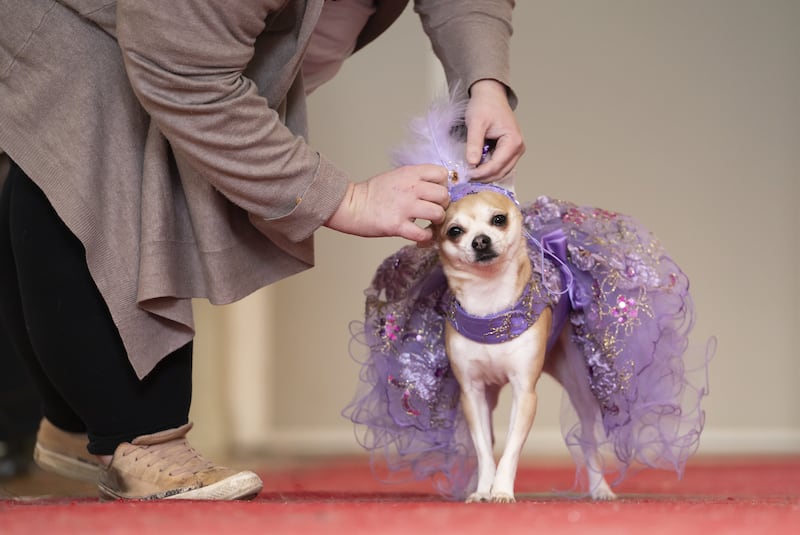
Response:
[446,226,463,239]
[492,214,507,227]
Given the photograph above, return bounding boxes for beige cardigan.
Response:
[0,0,514,378]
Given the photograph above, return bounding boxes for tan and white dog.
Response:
[436,185,616,503]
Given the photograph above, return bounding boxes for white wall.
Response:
[190,0,800,459]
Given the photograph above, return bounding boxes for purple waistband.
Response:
[442,281,549,344]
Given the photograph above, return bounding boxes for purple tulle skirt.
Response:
[343,195,711,499]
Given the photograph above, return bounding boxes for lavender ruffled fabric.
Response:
[343,195,711,499]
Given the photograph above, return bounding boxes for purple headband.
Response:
[449,181,517,204]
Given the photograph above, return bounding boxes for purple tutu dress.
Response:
[343,194,710,499]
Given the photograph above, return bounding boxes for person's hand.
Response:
[464,79,525,182]
[325,165,450,243]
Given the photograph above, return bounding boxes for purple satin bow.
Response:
[537,229,591,310]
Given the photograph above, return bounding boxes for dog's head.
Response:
[436,185,525,274]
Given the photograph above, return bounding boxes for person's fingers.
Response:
[469,154,503,181]
[397,219,432,243]
[415,164,450,186]
[469,133,525,181]
[494,132,525,177]
[465,123,488,167]
[326,165,454,242]
[412,179,450,208]
[410,199,447,225]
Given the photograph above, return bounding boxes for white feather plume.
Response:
[390,91,471,184]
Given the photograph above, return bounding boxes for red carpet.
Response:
[2,456,798,534]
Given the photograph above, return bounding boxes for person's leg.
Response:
[0,159,46,478]
[0,170,88,434]
[0,289,41,479]
[1,161,262,499]
[0,309,42,476]
[0,333,43,440]
[2,162,191,455]
[0,157,40,441]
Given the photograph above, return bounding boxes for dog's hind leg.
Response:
[546,330,617,500]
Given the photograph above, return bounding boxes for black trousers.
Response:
[0,162,192,455]
[0,327,40,442]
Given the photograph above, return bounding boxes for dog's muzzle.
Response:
[472,234,498,262]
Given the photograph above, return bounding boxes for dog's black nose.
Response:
[472,234,491,251]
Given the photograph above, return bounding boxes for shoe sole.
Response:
[98,470,263,501]
[33,443,103,483]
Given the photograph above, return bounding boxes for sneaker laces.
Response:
[123,438,217,478]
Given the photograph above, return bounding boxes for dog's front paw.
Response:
[465,492,492,503]
[590,482,617,501]
[490,492,516,504]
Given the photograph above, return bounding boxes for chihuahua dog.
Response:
[436,184,616,503]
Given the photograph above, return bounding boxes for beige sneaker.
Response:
[98,423,263,500]
[33,418,103,483]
